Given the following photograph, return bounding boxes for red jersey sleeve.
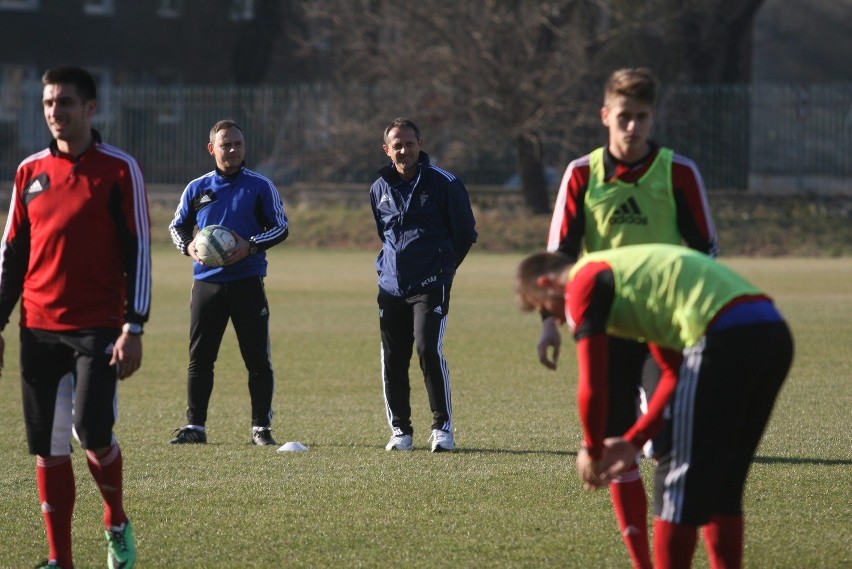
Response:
[0,162,35,328]
[567,261,615,458]
[623,343,683,448]
[546,155,591,260]
[671,153,719,257]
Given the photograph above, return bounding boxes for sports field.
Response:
[0,248,849,568]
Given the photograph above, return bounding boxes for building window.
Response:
[157,0,183,18]
[86,68,113,126]
[0,0,39,10]
[0,64,29,122]
[83,0,114,16]
[229,0,254,22]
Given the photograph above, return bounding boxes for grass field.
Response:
[0,248,850,568]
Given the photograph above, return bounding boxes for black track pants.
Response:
[185,276,275,428]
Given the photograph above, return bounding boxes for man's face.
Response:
[538,284,567,324]
[42,83,95,150]
[209,126,245,175]
[383,126,422,178]
[518,275,567,323]
[601,94,654,161]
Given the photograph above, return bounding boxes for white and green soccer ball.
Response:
[194,225,237,267]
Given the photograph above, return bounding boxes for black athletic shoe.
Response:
[169,427,207,444]
[251,427,277,446]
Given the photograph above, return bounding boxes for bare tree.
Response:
[591,0,765,83]
[294,0,605,212]
[290,0,765,212]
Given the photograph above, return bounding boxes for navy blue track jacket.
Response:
[370,151,478,297]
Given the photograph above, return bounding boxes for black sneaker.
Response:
[251,427,277,446]
[169,427,207,444]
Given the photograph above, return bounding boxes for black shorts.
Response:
[605,336,659,437]
[20,327,120,456]
[653,320,794,525]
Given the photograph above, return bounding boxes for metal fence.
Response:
[1,82,849,192]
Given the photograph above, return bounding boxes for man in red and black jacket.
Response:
[0,66,150,569]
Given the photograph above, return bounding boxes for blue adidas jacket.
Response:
[169,165,289,283]
[370,152,478,297]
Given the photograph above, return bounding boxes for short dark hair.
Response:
[42,66,97,102]
[515,252,573,312]
[210,119,243,142]
[383,117,421,144]
[604,68,657,106]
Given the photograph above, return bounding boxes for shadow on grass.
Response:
[753,455,852,466]
[311,443,577,456]
[270,444,851,464]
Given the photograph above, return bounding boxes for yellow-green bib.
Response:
[583,147,682,254]
[571,244,763,350]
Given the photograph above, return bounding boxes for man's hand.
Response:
[111,333,143,380]
[537,316,561,370]
[187,239,201,263]
[598,437,641,483]
[576,447,607,491]
[222,231,250,265]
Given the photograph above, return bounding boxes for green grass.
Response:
[0,249,850,568]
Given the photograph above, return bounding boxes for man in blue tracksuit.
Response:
[168,119,289,446]
[370,118,478,453]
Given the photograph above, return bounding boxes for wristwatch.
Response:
[122,322,144,335]
[248,239,259,255]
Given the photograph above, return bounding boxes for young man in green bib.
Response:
[516,244,793,569]
[540,68,718,568]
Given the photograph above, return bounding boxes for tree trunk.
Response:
[516,131,551,214]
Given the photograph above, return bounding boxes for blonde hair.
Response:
[604,68,658,106]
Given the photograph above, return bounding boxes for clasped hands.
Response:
[576,437,640,491]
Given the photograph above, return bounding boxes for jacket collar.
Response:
[602,141,659,182]
[49,128,102,159]
[215,162,246,180]
[379,151,431,184]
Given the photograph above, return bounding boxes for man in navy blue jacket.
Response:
[370,118,478,452]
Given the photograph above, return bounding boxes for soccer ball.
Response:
[193,225,237,267]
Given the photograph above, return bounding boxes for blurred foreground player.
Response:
[516,245,793,569]
[0,66,150,569]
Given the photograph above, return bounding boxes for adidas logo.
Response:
[433,305,443,315]
[41,501,55,513]
[199,194,212,204]
[260,307,269,317]
[609,197,648,226]
[380,193,391,204]
[26,179,45,194]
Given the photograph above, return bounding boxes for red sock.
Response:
[609,465,652,569]
[654,518,698,569]
[86,443,127,528]
[702,514,744,569]
[36,455,76,569]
